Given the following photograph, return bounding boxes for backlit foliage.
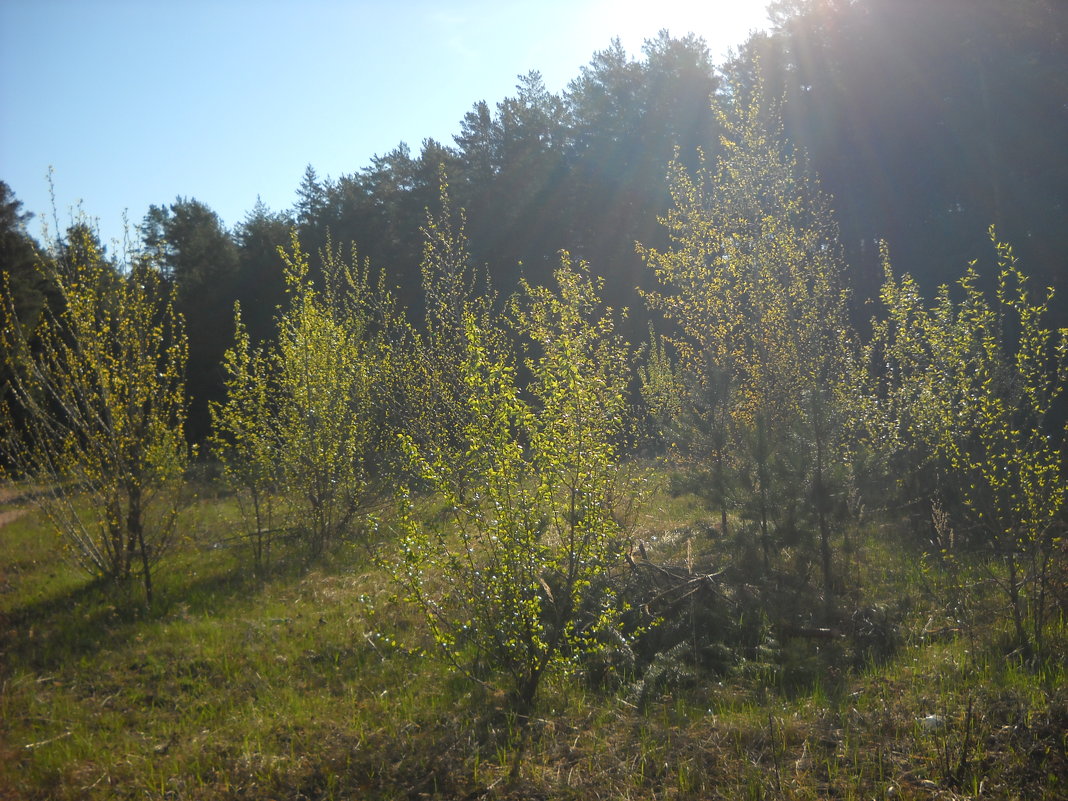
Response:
[212,233,390,557]
[640,87,853,591]
[385,172,502,497]
[393,255,639,719]
[867,229,1067,656]
[209,305,280,573]
[0,225,188,604]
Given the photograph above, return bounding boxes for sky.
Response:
[1,0,772,251]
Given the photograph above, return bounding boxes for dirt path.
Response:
[0,483,42,505]
[0,508,27,529]
[0,482,43,528]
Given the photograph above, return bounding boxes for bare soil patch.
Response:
[0,508,27,529]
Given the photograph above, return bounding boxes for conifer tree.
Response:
[641,87,853,598]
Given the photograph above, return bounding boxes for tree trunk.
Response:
[756,419,771,572]
[1006,551,1029,659]
[812,409,834,614]
[715,446,728,537]
[128,485,153,607]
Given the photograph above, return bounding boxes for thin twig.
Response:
[24,730,72,750]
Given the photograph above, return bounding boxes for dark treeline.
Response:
[3,0,1066,443]
[748,0,1068,309]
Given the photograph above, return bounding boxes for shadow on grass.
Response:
[0,538,348,675]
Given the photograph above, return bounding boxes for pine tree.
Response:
[641,86,853,600]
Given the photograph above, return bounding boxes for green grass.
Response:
[1,477,1065,800]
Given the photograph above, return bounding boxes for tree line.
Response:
[6,0,1066,445]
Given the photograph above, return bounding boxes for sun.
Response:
[588,0,772,59]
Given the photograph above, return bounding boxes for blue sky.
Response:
[1,0,770,250]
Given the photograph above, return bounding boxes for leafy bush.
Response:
[393,255,640,723]
[1,225,188,605]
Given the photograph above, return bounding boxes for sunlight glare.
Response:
[587,0,772,58]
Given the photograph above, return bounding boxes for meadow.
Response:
[2,473,1064,800]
